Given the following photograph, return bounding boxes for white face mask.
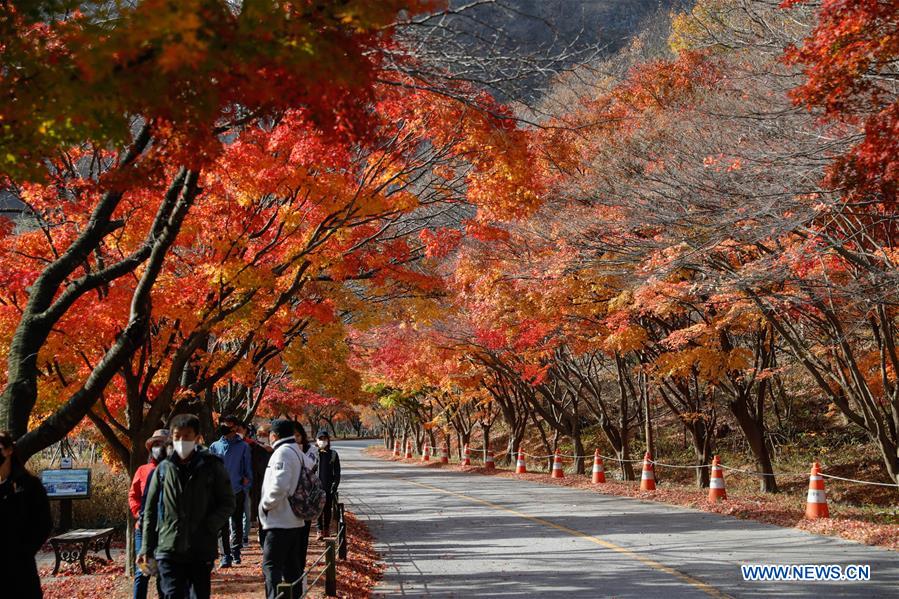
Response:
[316,439,328,448]
[173,440,196,459]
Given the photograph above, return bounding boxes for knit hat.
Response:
[270,419,295,439]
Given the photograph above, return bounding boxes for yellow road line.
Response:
[352,463,730,599]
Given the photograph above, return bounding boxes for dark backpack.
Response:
[286,446,326,520]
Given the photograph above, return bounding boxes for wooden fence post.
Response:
[325,539,337,596]
[276,582,295,599]
[337,503,347,560]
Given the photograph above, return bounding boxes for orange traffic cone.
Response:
[440,445,449,464]
[484,451,495,470]
[551,449,564,478]
[462,444,471,466]
[640,452,656,491]
[516,450,527,474]
[708,456,726,502]
[392,440,400,457]
[805,461,829,519]
[591,449,606,484]
[404,440,413,460]
[422,443,431,462]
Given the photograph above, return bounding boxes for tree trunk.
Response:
[729,398,778,492]
[574,434,586,474]
[687,420,713,488]
[200,388,216,443]
[551,429,561,470]
[615,354,635,480]
[641,372,655,459]
[125,442,150,577]
[460,431,470,459]
[571,422,586,475]
[512,421,526,463]
[531,412,553,471]
[617,446,635,481]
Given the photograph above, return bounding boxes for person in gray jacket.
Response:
[259,419,315,599]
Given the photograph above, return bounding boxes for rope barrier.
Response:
[409,442,898,488]
[274,503,347,599]
[647,460,708,470]
[401,443,896,487]
[717,464,806,478]
[303,568,327,594]
[521,451,555,460]
[307,547,328,570]
[819,472,899,488]
[298,539,339,598]
[463,445,533,458]
[473,447,897,487]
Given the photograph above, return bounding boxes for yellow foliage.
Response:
[654,346,752,383]
[607,289,634,313]
[604,325,648,353]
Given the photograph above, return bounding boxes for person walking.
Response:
[259,419,315,599]
[139,414,235,599]
[251,423,273,547]
[296,423,319,468]
[293,422,317,570]
[0,430,53,599]
[209,415,253,567]
[129,428,169,599]
[315,429,340,540]
[236,420,261,546]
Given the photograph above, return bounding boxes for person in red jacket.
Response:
[129,428,169,599]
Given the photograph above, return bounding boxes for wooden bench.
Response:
[48,528,115,574]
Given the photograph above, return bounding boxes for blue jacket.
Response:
[209,435,253,493]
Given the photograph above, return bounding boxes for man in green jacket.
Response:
[138,414,235,599]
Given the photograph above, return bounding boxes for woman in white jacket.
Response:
[259,419,316,599]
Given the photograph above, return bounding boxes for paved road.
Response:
[335,440,899,598]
